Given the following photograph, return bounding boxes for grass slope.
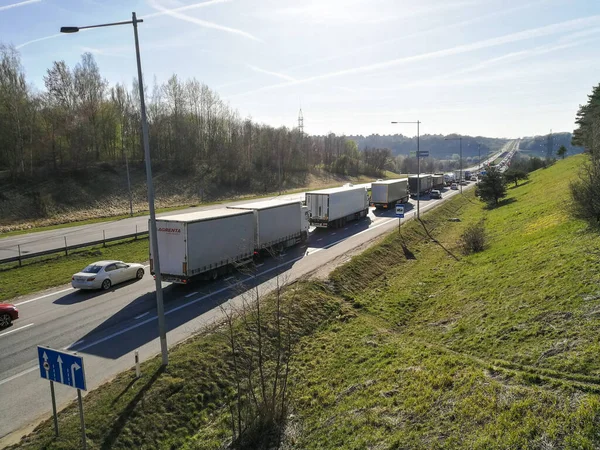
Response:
[10,155,600,449]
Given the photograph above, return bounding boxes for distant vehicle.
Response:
[430,189,442,199]
[470,176,478,181]
[0,303,18,328]
[71,260,145,290]
[464,170,472,179]
[460,180,468,186]
[450,183,458,190]
[371,178,409,209]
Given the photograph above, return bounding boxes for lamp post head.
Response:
[60,26,80,33]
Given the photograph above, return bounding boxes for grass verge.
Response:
[10,156,598,449]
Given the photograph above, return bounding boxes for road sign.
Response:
[396,204,405,218]
[417,151,429,157]
[38,346,86,391]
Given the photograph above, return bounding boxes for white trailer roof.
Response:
[306,185,367,195]
[409,174,433,178]
[158,208,252,223]
[372,178,408,185]
[228,199,301,211]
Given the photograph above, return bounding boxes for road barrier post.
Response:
[135,350,141,378]
[64,236,68,256]
[103,230,106,247]
[18,244,22,267]
[135,224,138,240]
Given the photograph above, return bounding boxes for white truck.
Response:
[371,179,409,209]
[305,185,369,228]
[432,174,445,189]
[227,199,309,252]
[150,208,255,284]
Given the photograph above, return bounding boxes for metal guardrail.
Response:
[1,231,149,266]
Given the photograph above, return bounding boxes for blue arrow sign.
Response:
[37,346,86,391]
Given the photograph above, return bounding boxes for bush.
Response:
[570,154,600,227]
[458,220,486,254]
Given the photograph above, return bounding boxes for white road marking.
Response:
[331,232,337,235]
[354,223,359,226]
[0,323,34,338]
[256,263,264,267]
[224,276,234,281]
[64,339,84,349]
[134,312,149,320]
[0,366,38,386]
[184,291,198,298]
[344,228,348,230]
[14,288,74,306]
[317,238,323,242]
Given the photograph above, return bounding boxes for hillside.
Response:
[519,132,584,158]
[0,164,377,232]
[348,134,509,159]
[11,154,600,449]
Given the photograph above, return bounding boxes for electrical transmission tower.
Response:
[546,129,553,160]
[298,108,304,134]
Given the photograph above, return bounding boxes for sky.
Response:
[1,0,600,138]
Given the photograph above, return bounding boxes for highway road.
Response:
[0,184,367,262]
[0,139,516,262]
[0,142,515,444]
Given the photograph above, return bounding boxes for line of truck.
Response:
[149,174,450,284]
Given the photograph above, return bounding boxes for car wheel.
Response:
[0,313,11,328]
[101,279,112,290]
[136,268,144,279]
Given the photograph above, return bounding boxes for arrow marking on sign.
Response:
[71,362,81,387]
[57,355,64,385]
[43,351,49,380]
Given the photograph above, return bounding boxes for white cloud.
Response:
[142,0,232,19]
[230,14,600,98]
[0,0,40,12]
[147,0,262,42]
[247,65,296,82]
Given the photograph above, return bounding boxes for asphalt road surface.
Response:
[0,143,515,443]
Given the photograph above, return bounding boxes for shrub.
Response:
[458,220,486,254]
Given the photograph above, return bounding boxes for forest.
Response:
[0,44,390,194]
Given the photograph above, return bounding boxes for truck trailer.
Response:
[306,185,369,228]
[150,208,255,283]
[227,199,309,252]
[432,174,445,189]
[371,178,409,209]
[408,174,433,196]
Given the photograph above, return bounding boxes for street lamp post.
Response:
[61,12,168,366]
[445,137,463,193]
[391,121,421,219]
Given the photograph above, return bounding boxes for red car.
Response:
[0,303,19,328]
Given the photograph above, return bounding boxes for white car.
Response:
[71,260,145,290]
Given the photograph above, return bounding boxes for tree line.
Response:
[0,44,387,192]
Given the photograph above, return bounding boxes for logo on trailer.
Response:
[158,227,181,234]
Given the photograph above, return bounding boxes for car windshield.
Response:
[82,265,103,274]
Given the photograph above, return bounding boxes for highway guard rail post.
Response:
[1,229,149,266]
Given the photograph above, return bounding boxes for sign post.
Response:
[38,346,87,448]
[395,204,405,234]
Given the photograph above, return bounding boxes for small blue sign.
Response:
[417,151,429,157]
[396,204,405,218]
[37,346,86,391]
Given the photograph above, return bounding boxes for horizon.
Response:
[1,0,598,138]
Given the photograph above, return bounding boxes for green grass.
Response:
[10,155,599,449]
[0,237,149,301]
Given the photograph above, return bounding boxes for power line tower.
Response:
[546,129,553,160]
[298,108,304,135]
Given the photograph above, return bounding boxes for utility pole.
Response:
[391,120,421,219]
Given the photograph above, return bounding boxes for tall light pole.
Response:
[445,136,462,193]
[391,121,421,219]
[61,13,168,366]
